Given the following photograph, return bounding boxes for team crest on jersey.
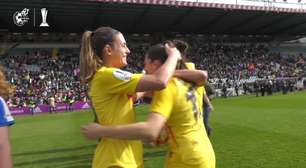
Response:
[113,69,132,81]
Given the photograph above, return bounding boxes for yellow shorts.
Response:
[165,152,215,168]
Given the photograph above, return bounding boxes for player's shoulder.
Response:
[95,67,133,82]
[0,97,7,110]
[0,96,15,126]
[153,78,176,95]
[171,78,189,93]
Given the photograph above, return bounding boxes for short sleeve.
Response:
[95,68,143,95]
[0,97,15,127]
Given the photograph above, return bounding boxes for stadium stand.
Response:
[0,0,306,113]
[1,34,305,111]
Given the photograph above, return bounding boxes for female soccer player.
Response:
[81,44,215,168]
[79,26,184,168]
[0,67,15,168]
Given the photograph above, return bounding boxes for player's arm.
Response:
[0,126,13,168]
[81,112,166,142]
[134,92,145,100]
[203,93,214,111]
[135,44,180,92]
[134,91,153,101]
[174,70,208,86]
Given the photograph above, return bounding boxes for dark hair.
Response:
[147,43,196,99]
[146,44,168,64]
[79,26,120,83]
[146,43,187,70]
[163,40,189,69]
[173,39,189,57]
[164,40,189,57]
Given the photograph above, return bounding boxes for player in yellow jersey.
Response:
[79,26,182,168]
[81,43,215,168]
[172,39,213,137]
[79,27,203,168]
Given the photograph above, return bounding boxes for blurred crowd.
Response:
[1,36,306,107]
[1,49,87,108]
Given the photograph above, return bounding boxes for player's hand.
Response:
[165,43,181,60]
[208,104,214,111]
[203,70,208,80]
[81,123,103,140]
[144,91,153,98]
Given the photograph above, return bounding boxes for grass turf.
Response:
[11,91,306,168]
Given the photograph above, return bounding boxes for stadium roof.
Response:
[1,0,306,36]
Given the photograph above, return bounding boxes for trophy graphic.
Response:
[40,8,49,27]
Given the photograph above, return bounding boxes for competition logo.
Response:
[39,8,49,27]
[13,8,30,26]
[113,70,132,81]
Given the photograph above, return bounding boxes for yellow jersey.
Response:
[185,62,195,70]
[185,62,207,134]
[89,67,143,168]
[150,78,215,168]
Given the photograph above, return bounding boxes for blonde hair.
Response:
[0,66,12,99]
[79,31,102,83]
[79,27,119,83]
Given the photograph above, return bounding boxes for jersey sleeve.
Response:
[0,97,15,127]
[96,68,143,95]
[150,86,174,119]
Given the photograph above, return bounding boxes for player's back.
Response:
[161,78,215,168]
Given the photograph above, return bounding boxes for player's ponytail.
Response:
[79,31,98,83]
[173,39,189,58]
[172,39,189,70]
[163,40,189,70]
[146,42,189,70]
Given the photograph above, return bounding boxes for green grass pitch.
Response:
[11,91,306,168]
